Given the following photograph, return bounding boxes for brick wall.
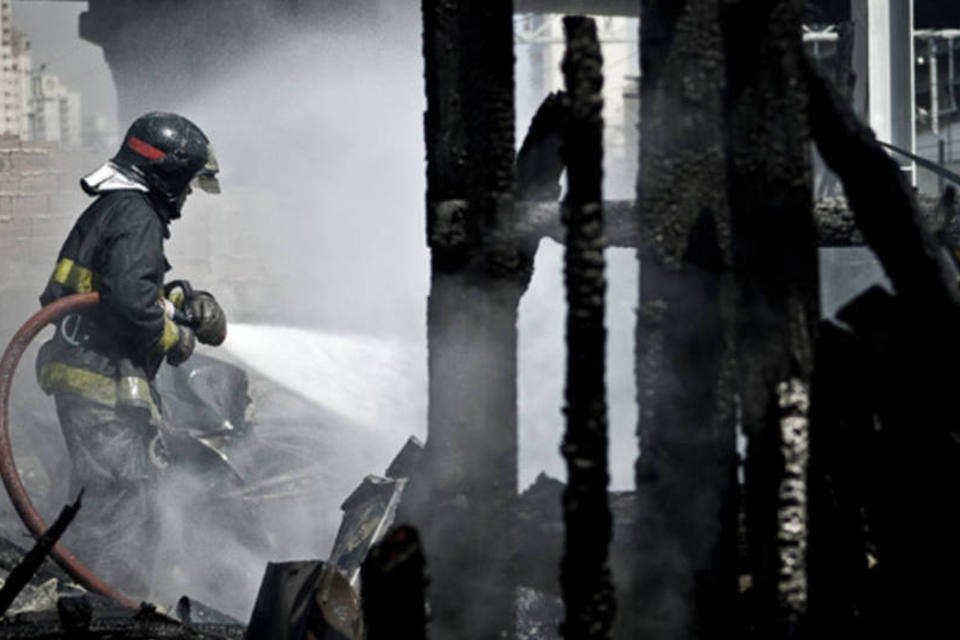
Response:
[0,141,101,333]
[0,141,276,335]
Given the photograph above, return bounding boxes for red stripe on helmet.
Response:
[127,136,167,161]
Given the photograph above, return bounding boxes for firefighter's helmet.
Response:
[111,112,220,215]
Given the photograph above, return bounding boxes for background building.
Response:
[28,72,81,146]
[1,0,26,138]
[0,0,81,146]
[515,13,638,199]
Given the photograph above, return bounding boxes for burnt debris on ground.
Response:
[5,1,960,639]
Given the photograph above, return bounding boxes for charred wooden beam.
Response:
[517,92,568,202]
[508,201,637,247]
[510,199,940,248]
[723,1,818,636]
[630,1,739,638]
[0,492,82,616]
[803,56,960,318]
[806,317,876,636]
[803,52,960,636]
[515,0,638,16]
[399,1,531,638]
[361,526,428,640]
[773,379,812,632]
[557,16,616,640]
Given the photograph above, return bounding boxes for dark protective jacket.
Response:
[36,190,182,418]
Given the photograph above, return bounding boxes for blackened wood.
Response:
[402,0,530,638]
[517,92,568,201]
[0,492,82,616]
[773,379,811,634]
[806,320,877,637]
[723,1,818,636]
[803,52,960,636]
[558,16,615,640]
[806,286,960,635]
[631,1,739,638]
[802,55,960,319]
[361,526,428,640]
[508,198,937,248]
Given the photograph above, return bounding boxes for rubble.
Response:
[0,534,88,620]
[1,542,244,639]
[7,2,960,638]
[0,494,83,616]
[0,605,245,640]
[247,436,424,640]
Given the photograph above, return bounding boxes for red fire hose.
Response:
[0,293,137,608]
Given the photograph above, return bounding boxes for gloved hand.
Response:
[163,279,193,310]
[189,291,227,346]
[166,325,196,366]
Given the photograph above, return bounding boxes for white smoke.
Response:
[3,5,647,622]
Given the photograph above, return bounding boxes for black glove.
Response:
[166,325,196,366]
[163,279,194,310]
[189,291,227,346]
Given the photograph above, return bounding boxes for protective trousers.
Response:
[53,393,166,600]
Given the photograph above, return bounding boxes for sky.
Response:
[11,1,118,129]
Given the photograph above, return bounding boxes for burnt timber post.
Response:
[400,0,532,638]
[632,0,818,637]
[558,16,616,640]
[360,525,429,640]
[631,0,738,637]
[724,1,818,636]
[803,56,960,635]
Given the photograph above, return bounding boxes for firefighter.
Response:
[35,112,227,597]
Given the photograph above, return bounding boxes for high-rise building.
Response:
[0,0,27,138]
[29,73,82,146]
[1,0,82,146]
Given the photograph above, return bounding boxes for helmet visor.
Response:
[192,144,221,194]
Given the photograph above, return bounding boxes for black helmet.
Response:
[112,112,220,216]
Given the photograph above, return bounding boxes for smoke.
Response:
[515,18,641,492]
[141,17,431,617]
[158,6,889,629]
[0,5,654,623]
[1,9,433,620]
[169,23,430,340]
[157,13,646,617]
[518,242,639,491]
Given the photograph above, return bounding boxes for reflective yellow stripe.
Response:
[50,258,98,293]
[39,363,161,421]
[39,362,116,406]
[158,317,180,353]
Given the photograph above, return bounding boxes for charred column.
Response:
[723,1,818,636]
[804,55,960,636]
[631,0,739,638]
[361,526,429,640]
[558,16,615,640]
[400,1,532,638]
